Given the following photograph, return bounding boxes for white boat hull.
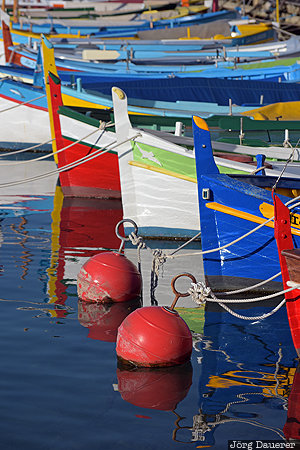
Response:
[0,96,52,150]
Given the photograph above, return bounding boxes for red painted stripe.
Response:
[274,195,300,355]
[0,93,47,111]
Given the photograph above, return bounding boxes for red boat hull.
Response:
[57,137,121,198]
[48,72,121,198]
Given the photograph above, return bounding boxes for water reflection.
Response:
[47,186,123,305]
[188,307,298,447]
[78,297,142,342]
[117,361,193,411]
[2,156,299,448]
[114,304,299,446]
[284,363,300,444]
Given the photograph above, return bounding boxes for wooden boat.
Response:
[7,10,241,37]
[115,109,300,158]
[43,45,300,237]
[112,87,300,238]
[1,8,279,72]
[0,55,125,150]
[193,114,300,293]
[242,100,300,121]
[1,14,241,72]
[49,34,300,63]
[1,32,268,150]
[3,33,300,158]
[44,64,274,236]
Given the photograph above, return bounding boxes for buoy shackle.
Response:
[170,273,197,310]
[115,218,139,252]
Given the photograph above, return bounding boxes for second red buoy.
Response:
[77,251,142,303]
[116,274,196,367]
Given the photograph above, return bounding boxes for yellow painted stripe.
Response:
[9,28,85,40]
[260,201,300,229]
[61,93,108,110]
[41,38,59,161]
[128,160,196,183]
[46,185,64,303]
[62,94,152,116]
[205,201,300,236]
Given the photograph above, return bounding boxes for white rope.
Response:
[217,298,286,321]
[219,271,282,295]
[272,142,298,191]
[126,185,300,298]
[250,165,269,175]
[189,280,300,305]
[0,121,114,165]
[163,217,275,259]
[154,192,300,261]
[128,232,284,295]
[0,139,54,156]
[187,279,300,321]
[0,94,46,114]
[205,415,285,439]
[0,132,141,188]
[0,128,102,166]
[0,127,102,166]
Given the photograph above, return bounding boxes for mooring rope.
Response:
[0,120,115,165]
[127,188,300,316]
[0,139,54,157]
[128,230,286,303]
[219,271,282,295]
[0,129,104,166]
[0,94,46,114]
[189,282,300,305]
[0,132,141,188]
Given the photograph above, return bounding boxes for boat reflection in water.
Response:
[44,181,299,448]
[78,298,141,342]
[173,306,299,447]
[114,304,299,447]
[47,185,123,314]
[284,363,300,445]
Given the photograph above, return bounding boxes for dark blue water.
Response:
[0,155,298,450]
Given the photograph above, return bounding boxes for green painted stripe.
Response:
[131,140,197,178]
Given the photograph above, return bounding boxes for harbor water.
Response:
[0,151,298,449]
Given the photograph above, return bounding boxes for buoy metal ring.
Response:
[169,273,197,310]
[115,219,139,252]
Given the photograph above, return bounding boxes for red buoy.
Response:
[78,298,141,342]
[77,252,142,303]
[116,274,196,367]
[116,306,192,367]
[117,362,193,411]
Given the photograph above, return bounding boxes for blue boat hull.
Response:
[193,116,300,293]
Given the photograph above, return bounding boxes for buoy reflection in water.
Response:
[78,297,142,342]
[117,361,193,411]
